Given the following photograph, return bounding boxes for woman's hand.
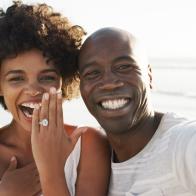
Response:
[31,87,85,195]
[0,157,41,196]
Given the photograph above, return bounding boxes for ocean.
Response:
[0,58,196,127]
[151,58,196,119]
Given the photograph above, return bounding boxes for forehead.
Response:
[79,31,149,71]
[80,32,134,62]
[1,49,55,73]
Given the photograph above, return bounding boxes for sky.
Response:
[1,0,196,58]
[0,0,196,127]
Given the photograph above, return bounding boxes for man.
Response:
[78,27,196,195]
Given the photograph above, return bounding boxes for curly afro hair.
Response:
[0,1,86,109]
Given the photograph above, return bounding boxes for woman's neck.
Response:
[1,120,32,152]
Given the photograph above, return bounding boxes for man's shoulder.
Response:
[155,113,196,148]
[162,112,188,126]
[175,119,196,138]
[158,112,189,133]
[165,116,196,149]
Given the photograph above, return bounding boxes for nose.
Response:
[98,73,124,90]
[24,83,43,97]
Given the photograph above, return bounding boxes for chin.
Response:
[98,120,128,135]
[19,123,32,133]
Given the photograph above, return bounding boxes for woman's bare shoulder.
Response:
[0,126,14,165]
[75,126,111,195]
[80,126,110,154]
[82,126,107,140]
[0,128,10,179]
[64,123,77,135]
[64,123,107,141]
[65,124,110,156]
[0,126,8,145]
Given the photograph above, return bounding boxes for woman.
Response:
[0,2,110,196]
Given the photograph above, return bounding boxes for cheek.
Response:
[2,83,22,107]
[134,82,147,104]
[80,80,99,108]
[56,84,62,92]
[133,87,149,114]
[80,84,88,102]
[44,80,62,93]
[52,79,62,91]
[80,83,93,108]
[3,91,17,111]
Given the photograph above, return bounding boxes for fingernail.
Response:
[50,87,56,94]
[56,89,62,94]
[43,93,49,100]
[57,91,62,99]
[11,156,16,162]
[35,104,40,110]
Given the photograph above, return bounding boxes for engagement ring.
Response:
[39,118,49,127]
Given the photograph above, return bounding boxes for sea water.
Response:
[151,58,196,119]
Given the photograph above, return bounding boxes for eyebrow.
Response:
[40,69,59,75]
[79,62,98,73]
[79,56,136,72]
[112,56,136,64]
[4,68,59,77]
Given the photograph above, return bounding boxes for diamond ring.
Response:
[39,118,49,127]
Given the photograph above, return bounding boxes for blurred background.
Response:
[1,0,196,127]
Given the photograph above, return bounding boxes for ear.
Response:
[148,64,153,89]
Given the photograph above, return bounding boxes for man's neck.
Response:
[107,112,163,162]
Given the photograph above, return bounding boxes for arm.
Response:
[31,88,84,196]
[38,171,70,196]
[75,128,111,196]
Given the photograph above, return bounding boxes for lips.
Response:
[19,102,41,118]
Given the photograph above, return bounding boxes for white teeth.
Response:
[21,102,41,109]
[101,99,129,110]
[20,102,41,119]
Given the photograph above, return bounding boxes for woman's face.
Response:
[0,49,62,132]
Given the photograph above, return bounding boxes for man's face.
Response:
[79,31,152,134]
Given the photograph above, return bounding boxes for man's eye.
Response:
[117,64,132,70]
[84,70,100,80]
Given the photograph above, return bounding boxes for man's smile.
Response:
[99,98,130,110]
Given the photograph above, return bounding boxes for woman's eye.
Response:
[40,75,56,81]
[8,76,24,82]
